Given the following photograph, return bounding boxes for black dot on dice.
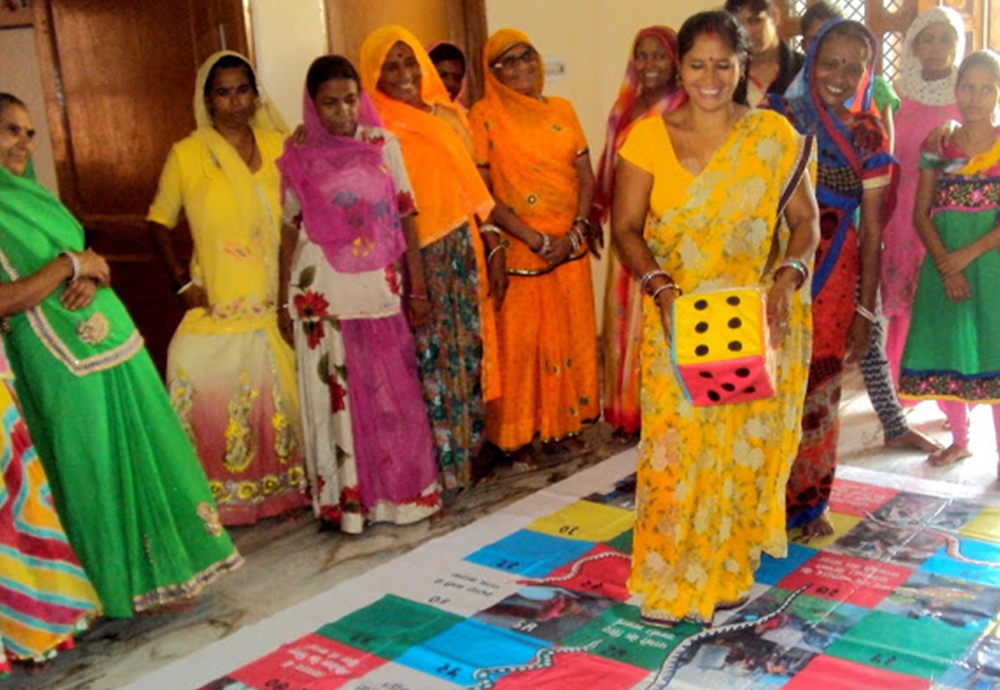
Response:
[695,322,709,333]
[699,371,713,379]
[695,299,709,310]
[735,368,750,378]
[744,386,757,395]
[695,345,710,357]
[721,383,736,392]
[728,341,743,352]
[728,317,742,329]
[708,390,721,402]
[727,296,741,306]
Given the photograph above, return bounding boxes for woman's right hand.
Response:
[924,120,959,157]
[181,284,210,310]
[74,249,111,286]
[943,272,971,303]
[278,306,295,346]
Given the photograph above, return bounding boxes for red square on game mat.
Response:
[488,651,648,690]
[783,654,930,689]
[520,544,632,602]
[778,552,913,608]
[230,633,387,689]
[828,480,899,518]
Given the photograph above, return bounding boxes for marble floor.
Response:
[10,367,1000,690]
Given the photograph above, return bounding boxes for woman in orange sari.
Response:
[469,29,600,465]
[358,26,502,490]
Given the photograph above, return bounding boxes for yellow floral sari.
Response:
[620,109,813,623]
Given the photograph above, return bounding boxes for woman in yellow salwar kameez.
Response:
[612,11,819,626]
[147,52,309,525]
[469,29,600,465]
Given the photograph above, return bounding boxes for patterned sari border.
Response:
[0,244,143,376]
[131,552,244,613]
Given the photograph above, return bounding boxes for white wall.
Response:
[249,0,328,127]
[0,27,58,194]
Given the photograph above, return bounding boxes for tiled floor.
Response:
[12,368,1000,690]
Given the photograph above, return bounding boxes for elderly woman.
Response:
[595,25,683,443]
[0,93,241,618]
[469,29,599,466]
[147,52,308,525]
[612,12,818,625]
[358,26,502,490]
[770,20,897,538]
[0,99,100,659]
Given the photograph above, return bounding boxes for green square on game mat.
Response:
[824,609,980,679]
[605,528,633,554]
[563,602,698,671]
[317,594,464,660]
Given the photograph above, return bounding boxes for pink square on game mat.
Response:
[778,552,914,609]
[783,654,930,689]
[828,480,899,518]
[488,652,648,690]
[229,633,387,689]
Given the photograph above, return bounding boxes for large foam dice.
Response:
[671,287,775,406]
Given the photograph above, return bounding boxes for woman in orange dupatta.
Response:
[594,26,683,443]
[469,28,600,465]
[359,26,502,490]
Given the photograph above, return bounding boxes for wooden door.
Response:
[324,0,488,101]
[32,0,249,374]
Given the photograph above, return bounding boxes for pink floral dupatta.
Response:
[277,87,405,273]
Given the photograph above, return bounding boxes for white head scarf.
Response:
[896,6,966,106]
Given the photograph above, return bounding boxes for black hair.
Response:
[0,92,26,118]
[724,0,776,15]
[677,11,751,106]
[957,50,1000,87]
[203,54,258,97]
[306,55,361,99]
[428,43,466,71]
[800,1,843,37]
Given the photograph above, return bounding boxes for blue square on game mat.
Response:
[920,538,1000,588]
[755,543,818,585]
[465,530,596,578]
[395,618,548,687]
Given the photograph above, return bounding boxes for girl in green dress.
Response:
[899,51,1000,472]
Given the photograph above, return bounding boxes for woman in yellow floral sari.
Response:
[469,29,600,465]
[147,52,308,525]
[612,11,818,625]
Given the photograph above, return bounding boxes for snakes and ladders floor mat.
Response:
[126,448,1000,690]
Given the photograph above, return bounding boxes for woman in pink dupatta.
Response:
[277,55,440,533]
[595,26,684,442]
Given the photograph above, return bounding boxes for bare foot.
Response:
[886,428,943,454]
[611,427,639,445]
[927,443,972,467]
[509,444,538,473]
[801,511,835,540]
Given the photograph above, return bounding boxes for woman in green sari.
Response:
[0,92,242,617]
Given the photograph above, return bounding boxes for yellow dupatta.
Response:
[184,51,288,330]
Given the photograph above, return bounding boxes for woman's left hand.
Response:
[487,250,509,309]
[935,247,976,276]
[766,276,795,348]
[60,278,98,311]
[844,315,873,364]
[406,294,433,329]
[540,234,574,266]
